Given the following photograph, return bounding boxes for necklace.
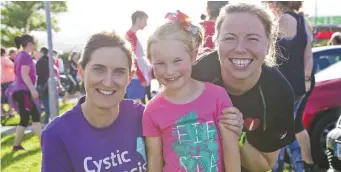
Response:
[258,86,267,131]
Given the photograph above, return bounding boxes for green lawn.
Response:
[1,133,41,172]
[1,102,75,126]
[1,102,75,172]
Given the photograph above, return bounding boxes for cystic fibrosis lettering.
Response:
[172,111,220,172]
[83,150,146,172]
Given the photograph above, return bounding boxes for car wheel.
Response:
[310,109,340,168]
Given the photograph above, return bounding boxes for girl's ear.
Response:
[77,63,84,81]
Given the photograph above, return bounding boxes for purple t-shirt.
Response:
[14,51,36,88]
[41,97,147,172]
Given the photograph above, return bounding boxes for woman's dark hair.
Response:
[14,34,35,49]
[1,47,6,56]
[200,14,206,20]
[277,1,303,11]
[131,10,148,25]
[40,47,48,57]
[207,1,228,20]
[78,32,133,72]
[68,52,78,61]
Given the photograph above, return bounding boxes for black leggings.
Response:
[67,74,80,93]
[12,90,40,127]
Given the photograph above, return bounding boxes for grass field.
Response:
[1,102,75,172]
[1,102,74,126]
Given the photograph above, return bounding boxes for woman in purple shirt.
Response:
[6,34,41,151]
[41,32,147,172]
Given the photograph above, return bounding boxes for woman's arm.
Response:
[220,111,277,172]
[146,137,163,172]
[219,123,241,172]
[303,18,313,89]
[240,142,280,172]
[216,87,241,171]
[21,65,35,91]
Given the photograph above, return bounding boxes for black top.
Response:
[277,11,308,98]
[192,51,296,171]
[68,60,78,77]
[36,56,49,86]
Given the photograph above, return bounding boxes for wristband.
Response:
[239,132,247,148]
[305,76,311,81]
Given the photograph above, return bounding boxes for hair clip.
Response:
[165,10,198,35]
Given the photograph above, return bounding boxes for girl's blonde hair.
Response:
[147,12,203,60]
[215,2,279,67]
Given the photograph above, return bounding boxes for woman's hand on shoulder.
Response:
[218,107,244,136]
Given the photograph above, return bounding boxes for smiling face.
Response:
[149,40,195,91]
[218,12,269,80]
[79,47,130,109]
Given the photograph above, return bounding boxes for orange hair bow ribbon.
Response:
[165,10,198,34]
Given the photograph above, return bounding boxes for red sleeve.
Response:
[126,31,137,53]
[126,31,146,84]
[134,59,146,84]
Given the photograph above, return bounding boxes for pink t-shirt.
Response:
[143,82,232,172]
[1,57,15,83]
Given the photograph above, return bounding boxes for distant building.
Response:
[308,16,341,41]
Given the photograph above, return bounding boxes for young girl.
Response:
[143,10,240,172]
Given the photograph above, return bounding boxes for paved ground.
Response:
[0,126,33,135]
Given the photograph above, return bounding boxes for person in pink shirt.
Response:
[1,47,15,117]
[7,47,17,62]
[143,10,241,172]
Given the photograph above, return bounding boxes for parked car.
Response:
[312,45,341,73]
[303,46,341,167]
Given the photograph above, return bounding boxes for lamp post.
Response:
[44,1,59,120]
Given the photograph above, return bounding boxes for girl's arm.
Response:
[143,106,163,172]
[219,123,241,172]
[146,136,163,172]
[216,86,241,172]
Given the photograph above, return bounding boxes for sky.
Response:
[32,0,341,52]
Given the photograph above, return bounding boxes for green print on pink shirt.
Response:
[172,111,220,172]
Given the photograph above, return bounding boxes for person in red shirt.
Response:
[126,10,152,103]
[200,1,228,53]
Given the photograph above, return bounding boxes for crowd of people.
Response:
[1,1,341,172]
